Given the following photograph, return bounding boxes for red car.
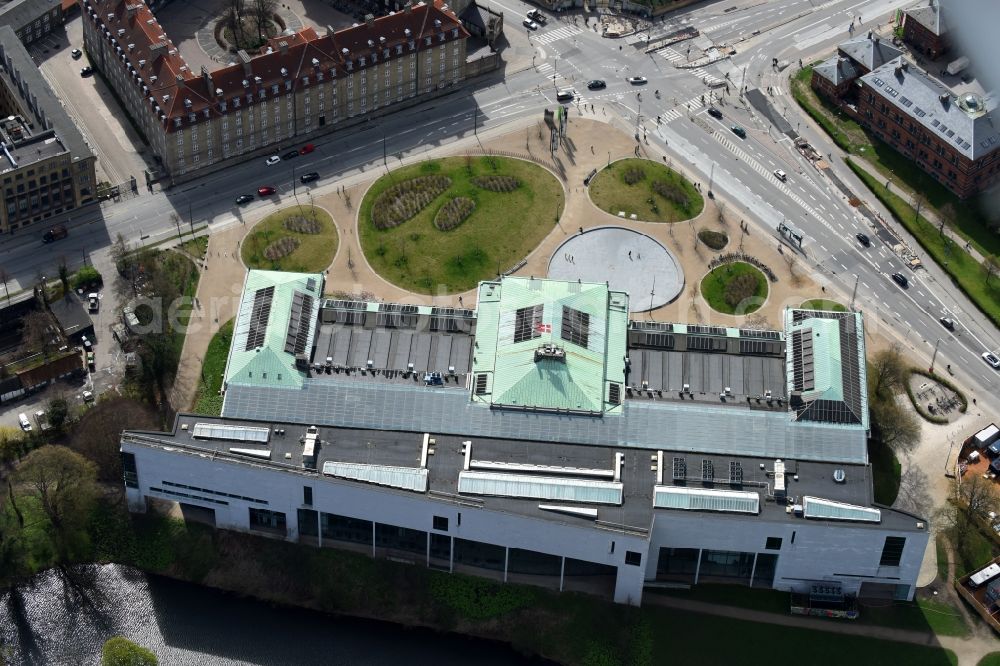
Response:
[257,185,276,196]
[299,143,315,155]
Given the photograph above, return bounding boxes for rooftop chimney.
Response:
[238,49,252,76]
[148,41,168,60]
[365,13,374,26]
[405,2,412,14]
[175,74,185,89]
[201,65,213,90]
[126,3,140,17]
[279,40,289,55]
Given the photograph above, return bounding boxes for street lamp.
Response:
[930,338,942,374]
[850,273,859,310]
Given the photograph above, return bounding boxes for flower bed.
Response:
[371,175,452,230]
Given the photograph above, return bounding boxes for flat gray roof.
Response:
[221,376,868,464]
[123,413,923,533]
[0,0,60,33]
[0,26,94,165]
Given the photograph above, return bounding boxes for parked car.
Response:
[257,185,276,196]
[80,66,93,77]
[265,155,281,166]
[81,335,93,350]
[627,76,648,85]
[34,410,49,431]
[18,413,31,432]
[983,352,1000,369]
[522,18,538,30]
[556,89,575,102]
[82,390,95,403]
[71,48,82,59]
[42,224,68,243]
[299,143,316,155]
[773,169,787,182]
[282,149,299,160]
[526,8,546,23]
[587,79,606,90]
[707,107,723,119]
[299,172,320,184]
[730,125,746,138]
[939,316,955,330]
[235,194,254,205]
[891,272,908,287]
[87,351,96,370]
[88,292,99,313]
[855,232,871,247]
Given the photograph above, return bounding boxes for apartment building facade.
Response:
[0,26,97,234]
[81,0,468,181]
[0,0,63,47]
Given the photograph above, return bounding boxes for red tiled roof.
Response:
[82,0,469,133]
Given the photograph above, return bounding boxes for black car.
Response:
[707,107,723,119]
[71,48,82,60]
[299,172,320,184]
[891,272,908,287]
[282,150,299,160]
[80,66,93,77]
[587,80,606,90]
[235,194,254,205]
[856,232,871,247]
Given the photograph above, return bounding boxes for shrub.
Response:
[623,167,645,185]
[263,236,300,261]
[371,175,452,229]
[101,636,157,666]
[434,197,476,231]
[724,272,761,308]
[698,229,728,250]
[71,265,103,290]
[283,215,322,234]
[652,180,690,208]
[472,175,521,192]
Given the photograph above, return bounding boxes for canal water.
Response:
[0,565,545,665]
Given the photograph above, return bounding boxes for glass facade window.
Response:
[753,553,778,588]
[698,549,755,583]
[765,537,782,551]
[433,515,448,531]
[121,451,138,488]
[453,537,505,571]
[374,522,427,556]
[507,548,561,576]
[249,508,286,534]
[879,537,906,567]
[298,508,318,536]
[303,486,313,506]
[321,512,372,545]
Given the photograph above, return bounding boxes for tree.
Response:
[868,344,907,400]
[12,446,98,553]
[869,397,920,455]
[0,266,9,305]
[0,425,26,464]
[986,255,1000,286]
[938,202,957,236]
[250,0,276,40]
[958,475,999,521]
[46,396,70,434]
[102,637,158,666]
[18,310,59,361]
[70,397,158,483]
[58,256,70,296]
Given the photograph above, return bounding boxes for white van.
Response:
[18,412,32,431]
[773,169,788,182]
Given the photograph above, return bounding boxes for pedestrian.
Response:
[628,250,633,260]
[637,253,641,260]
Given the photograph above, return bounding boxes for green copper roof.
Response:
[470,277,628,415]
[224,270,324,390]
[808,318,844,401]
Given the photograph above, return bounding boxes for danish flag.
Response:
[535,323,552,333]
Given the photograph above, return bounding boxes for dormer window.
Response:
[173,117,181,127]
[409,40,415,50]
[439,32,445,42]
[246,93,253,104]
[203,109,209,118]
[396,44,403,55]
[425,36,431,46]
[271,84,279,94]
[188,113,196,123]
[360,57,366,66]
[285,79,293,91]
[219,101,228,112]
[371,52,377,63]
[302,76,309,85]
[317,71,324,81]
[347,60,353,70]
[258,89,265,100]
[384,48,390,59]
[452,28,458,37]
[233,97,240,108]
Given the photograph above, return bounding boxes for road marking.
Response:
[533,25,583,45]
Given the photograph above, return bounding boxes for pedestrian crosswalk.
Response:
[533,25,583,45]
[713,132,820,219]
[656,47,685,63]
[690,67,725,86]
[655,48,726,85]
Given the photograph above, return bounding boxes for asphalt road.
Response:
[1,0,997,405]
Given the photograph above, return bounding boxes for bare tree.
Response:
[58,256,69,297]
[939,202,957,236]
[18,310,59,361]
[70,397,158,483]
[959,475,999,520]
[868,344,907,399]
[869,397,920,455]
[250,0,276,40]
[0,267,10,305]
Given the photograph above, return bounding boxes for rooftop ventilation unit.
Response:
[280,67,288,76]
[254,76,262,84]
[311,57,320,66]
[342,48,349,54]
[774,459,786,502]
[405,28,412,36]
[534,345,566,362]
[833,469,846,483]
[242,79,249,87]
[138,59,146,67]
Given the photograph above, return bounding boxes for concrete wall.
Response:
[123,442,648,604]
[646,510,926,600]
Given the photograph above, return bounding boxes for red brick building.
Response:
[857,58,1000,199]
[902,1,948,59]
[811,33,902,100]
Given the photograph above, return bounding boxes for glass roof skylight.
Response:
[802,496,881,523]
[192,423,270,443]
[653,486,760,514]
[322,461,428,493]
[458,470,623,505]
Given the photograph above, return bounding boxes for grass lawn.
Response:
[953,522,998,578]
[191,318,233,415]
[869,438,901,505]
[242,205,338,273]
[700,262,768,315]
[179,235,209,261]
[937,534,950,584]
[979,653,1000,666]
[359,156,564,294]
[589,158,703,222]
[647,584,790,615]
[801,298,846,311]
[158,250,199,361]
[859,598,969,638]
[846,159,1000,328]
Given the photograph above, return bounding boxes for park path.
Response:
[644,593,994,665]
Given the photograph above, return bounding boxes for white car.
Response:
[773,169,787,182]
[522,18,538,30]
[265,155,281,166]
[82,390,95,403]
[983,352,1000,369]
[627,76,648,85]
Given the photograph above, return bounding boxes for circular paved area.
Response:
[547,226,683,311]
